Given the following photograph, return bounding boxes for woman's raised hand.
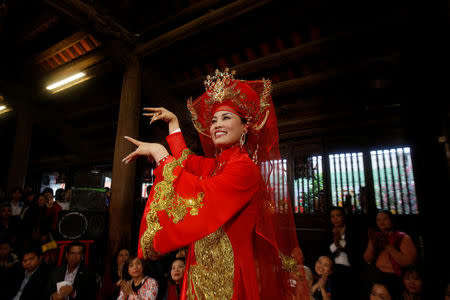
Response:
[122,136,169,164]
[143,107,180,134]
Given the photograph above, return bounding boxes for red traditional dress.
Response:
[138,71,309,299]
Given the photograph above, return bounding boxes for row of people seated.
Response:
[1,240,187,300]
[304,207,422,299]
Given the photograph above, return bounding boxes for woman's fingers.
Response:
[124,136,141,146]
[122,150,138,164]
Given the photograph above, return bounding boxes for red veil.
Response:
[187,70,310,299]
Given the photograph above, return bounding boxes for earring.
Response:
[239,132,246,148]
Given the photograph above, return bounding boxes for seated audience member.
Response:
[10,246,51,300]
[370,280,395,300]
[363,211,417,297]
[118,257,158,300]
[97,248,131,300]
[310,255,333,300]
[21,194,51,247]
[43,188,61,233]
[55,189,69,211]
[0,239,19,268]
[0,239,21,298]
[0,203,20,248]
[9,187,25,220]
[20,191,36,221]
[166,257,185,300]
[401,265,423,300]
[326,206,361,299]
[47,241,98,300]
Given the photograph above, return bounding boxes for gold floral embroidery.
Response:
[186,228,234,299]
[279,251,303,280]
[140,149,205,259]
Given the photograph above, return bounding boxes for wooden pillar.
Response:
[7,104,33,191]
[109,57,141,254]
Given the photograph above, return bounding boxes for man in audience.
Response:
[0,239,21,299]
[47,241,98,300]
[11,246,50,300]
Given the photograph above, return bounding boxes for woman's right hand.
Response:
[122,136,169,164]
[143,107,180,134]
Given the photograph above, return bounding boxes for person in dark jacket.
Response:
[47,241,98,300]
[10,246,50,300]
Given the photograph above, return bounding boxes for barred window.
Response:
[329,152,366,212]
[290,146,418,215]
[293,156,324,213]
[261,159,290,213]
[370,147,418,214]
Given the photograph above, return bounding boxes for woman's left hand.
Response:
[122,136,169,164]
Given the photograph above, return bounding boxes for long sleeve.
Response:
[138,134,261,259]
[166,132,215,176]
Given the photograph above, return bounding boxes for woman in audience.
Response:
[326,206,360,299]
[166,257,185,300]
[363,211,417,298]
[21,194,51,248]
[118,257,158,300]
[98,248,131,300]
[310,255,333,300]
[401,265,423,300]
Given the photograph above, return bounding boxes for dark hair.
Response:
[402,264,424,280]
[111,248,131,282]
[66,241,86,254]
[55,188,65,201]
[171,257,186,269]
[42,187,54,196]
[123,257,149,281]
[22,245,43,258]
[370,278,401,299]
[330,206,346,217]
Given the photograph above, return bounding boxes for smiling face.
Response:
[210,110,247,149]
[171,259,185,284]
[314,256,333,276]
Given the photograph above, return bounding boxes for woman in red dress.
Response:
[123,69,309,299]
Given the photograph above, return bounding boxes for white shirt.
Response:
[329,231,351,267]
[64,264,80,285]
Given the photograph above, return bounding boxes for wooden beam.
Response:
[139,0,224,36]
[133,0,272,57]
[271,53,400,97]
[174,35,348,91]
[42,50,106,89]
[34,31,91,64]
[45,0,136,44]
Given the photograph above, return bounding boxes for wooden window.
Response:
[370,147,418,214]
[292,156,324,213]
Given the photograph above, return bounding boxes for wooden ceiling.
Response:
[0,0,419,173]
